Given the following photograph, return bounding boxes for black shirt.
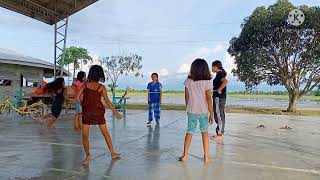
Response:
[212,71,227,98]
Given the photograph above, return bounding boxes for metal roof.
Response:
[0,48,69,75]
[0,48,55,69]
[0,0,98,25]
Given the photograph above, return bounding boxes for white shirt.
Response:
[184,78,212,114]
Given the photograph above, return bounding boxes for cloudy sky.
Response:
[0,0,318,90]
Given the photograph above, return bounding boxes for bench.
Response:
[112,89,129,115]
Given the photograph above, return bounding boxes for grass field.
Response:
[111,90,320,101]
[109,90,320,116]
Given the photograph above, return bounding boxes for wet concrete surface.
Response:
[0,110,319,180]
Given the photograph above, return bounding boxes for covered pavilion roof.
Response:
[0,0,98,25]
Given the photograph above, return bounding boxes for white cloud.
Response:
[147,68,169,77]
[182,44,224,62]
[177,63,191,74]
[223,52,236,76]
[177,45,237,80]
[159,68,169,76]
[177,44,225,75]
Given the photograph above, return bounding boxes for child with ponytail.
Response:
[211,60,228,140]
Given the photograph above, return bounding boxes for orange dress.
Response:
[82,83,106,125]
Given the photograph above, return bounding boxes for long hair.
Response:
[188,59,212,81]
[212,60,227,76]
[76,71,86,82]
[87,65,105,82]
[44,77,65,94]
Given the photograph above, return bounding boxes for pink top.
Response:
[184,78,212,114]
[73,80,83,96]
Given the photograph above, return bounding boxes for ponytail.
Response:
[212,60,227,76]
[221,68,227,76]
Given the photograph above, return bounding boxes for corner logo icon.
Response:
[288,9,305,26]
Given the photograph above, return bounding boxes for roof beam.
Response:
[0,0,99,25]
[0,0,58,24]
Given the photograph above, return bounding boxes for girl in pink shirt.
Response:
[179,59,213,163]
[72,71,86,130]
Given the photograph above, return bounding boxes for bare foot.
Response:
[36,117,44,124]
[178,155,187,162]
[204,156,212,163]
[111,152,120,159]
[210,135,218,140]
[47,123,53,128]
[74,126,81,131]
[212,135,223,141]
[82,155,91,165]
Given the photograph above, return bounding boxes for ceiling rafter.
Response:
[0,0,98,25]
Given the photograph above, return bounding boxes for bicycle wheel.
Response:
[0,104,10,120]
[29,103,48,121]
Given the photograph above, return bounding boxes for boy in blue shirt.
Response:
[147,73,162,126]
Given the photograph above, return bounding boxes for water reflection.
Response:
[43,129,82,177]
[180,161,210,180]
[127,95,320,108]
[104,158,121,177]
[145,124,160,171]
[81,165,90,180]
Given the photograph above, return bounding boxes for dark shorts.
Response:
[51,101,63,118]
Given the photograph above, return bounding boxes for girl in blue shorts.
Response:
[179,59,213,163]
[72,71,86,130]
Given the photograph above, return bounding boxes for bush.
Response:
[315,90,320,96]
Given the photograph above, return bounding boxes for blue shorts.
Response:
[75,102,82,113]
[187,113,209,133]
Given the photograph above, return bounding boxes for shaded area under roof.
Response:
[0,0,98,25]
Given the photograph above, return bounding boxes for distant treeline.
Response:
[229,91,289,95]
[112,89,320,96]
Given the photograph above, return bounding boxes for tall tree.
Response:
[228,0,320,112]
[58,46,92,78]
[99,54,143,93]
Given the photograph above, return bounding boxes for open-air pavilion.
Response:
[0,0,99,78]
[0,1,320,180]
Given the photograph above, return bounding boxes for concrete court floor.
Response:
[0,110,319,180]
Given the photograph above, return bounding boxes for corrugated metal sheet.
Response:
[0,48,53,68]
[0,48,70,76]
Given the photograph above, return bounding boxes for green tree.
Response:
[58,46,92,78]
[316,86,320,96]
[99,54,143,93]
[228,0,320,112]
